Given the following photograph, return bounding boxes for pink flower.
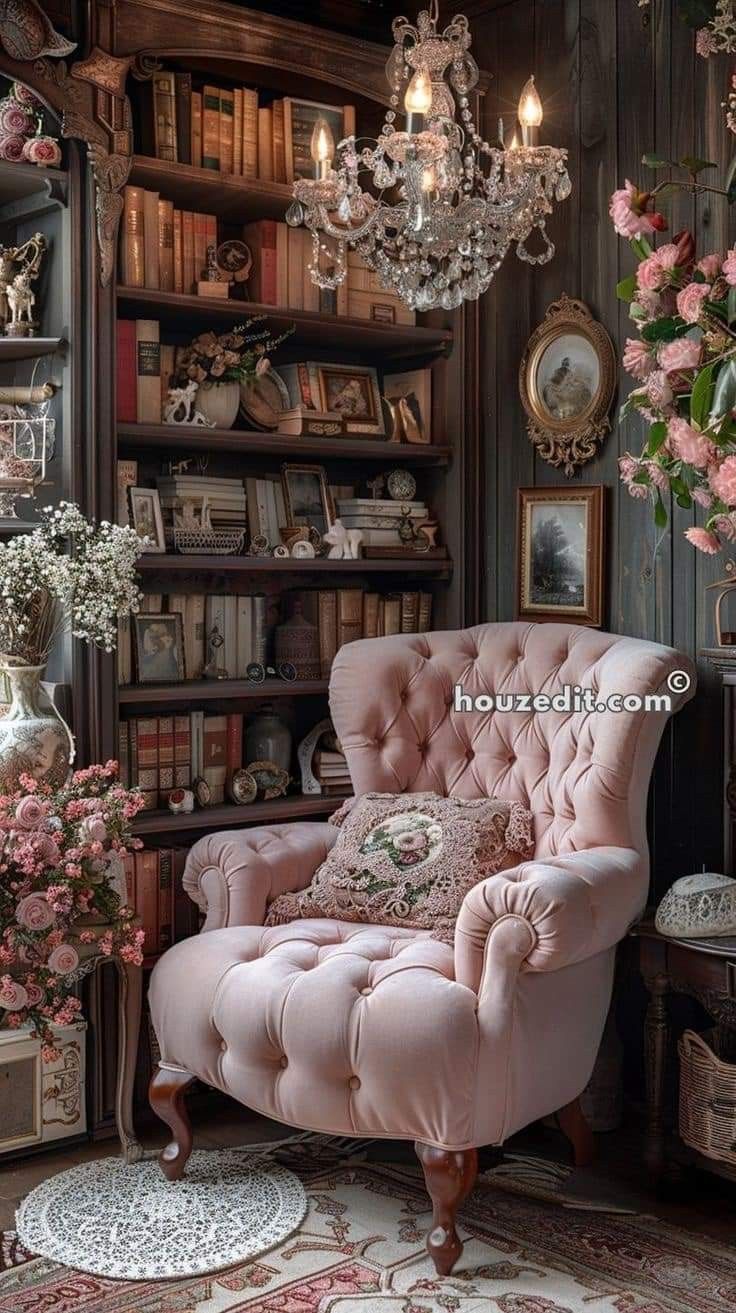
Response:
[637,253,668,291]
[693,485,714,509]
[11,83,42,110]
[24,982,45,1008]
[635,288,664,320]
[698,253,723,280]
[645,370,674,410]
[644,461,670,493]
[0,99,34,136]
[685,526,720,553]
[0,977,27,1011]
[677,282,711,323]
[724,249,736,286]
[609,180,665,238]
[41,1044,61,1063]
[47,944,79,976]
[714,514,736,541]
[668,417,715,468]
[14,795,45,830]
[0,134,26,163]
[658,338,702,373]
[622,339,654,380]
[696,26,719,57]
[79,815,107,845]
[656,243,682,271]
[711,456,736,505]
[16,893,55,931]
[21,136,61,168]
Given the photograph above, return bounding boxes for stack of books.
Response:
[313,745,351,796]
[336,497,428,547]
[120,186,217,292]
[120,710,243,808]
[144,71,354,184]
[123,847,200,956]
[156,473,249,542]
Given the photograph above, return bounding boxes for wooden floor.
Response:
[1,1102,735,1245]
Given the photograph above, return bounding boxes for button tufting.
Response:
[465,747,474,760]
[349,1075,361,1090]
[279,1055,288,1069]
[360,986,372,996]
[220,1041,227,1053]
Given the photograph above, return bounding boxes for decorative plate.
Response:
[247,760,290,799]
[240,370,291,430]
[229,768,258,804]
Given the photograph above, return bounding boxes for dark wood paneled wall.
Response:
[471,0,727,895]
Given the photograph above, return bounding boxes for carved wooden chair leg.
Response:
[149,1065,196,1181]
[415,1142,478,1276]
[556,1096,595,1167]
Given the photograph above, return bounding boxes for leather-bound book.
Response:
[272,99,286,182]
[174,72,192,166]
[136,716,159,809]
[142,188,159,289]
[258,107,274,180]
[173,848,200,942]
[172,209,183,293]
[158,199,175,292]
[202,85,221,171]
[383,594,402,636]
[418,591,433,632]
[337,589,363,647]
[174,714,191,788]
[135,319,161,424]
[401,592,420,633]
[226,713,243,782]
[203,714,228,804]
[193,210,208,285]
[287,226,304,310]
[121,186,145,288]
[219,87,234,174]
[242,89,258,178]
[118,722,130,788]
[318,590,337,677]
[363,592,380,640]
[242,220,277,304]
[158,715,175,802]
[157,848,174,952]
[115,321,137,423]
[134,850,160,954]
[152,71,177,162]
[181,211,195,293]
[191,91,203,168]
[233,89,243,175]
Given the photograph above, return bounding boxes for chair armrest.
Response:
[454,846,645,993]
[183,821,339,931]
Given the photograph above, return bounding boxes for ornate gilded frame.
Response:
[517,483,604,628]
[519,295,616,478]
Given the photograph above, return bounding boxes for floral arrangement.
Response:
[0,762,145,1059]
[0,502,142,667]
[0,82,61,167]
[178,316,294,387]
[610,167,736,554]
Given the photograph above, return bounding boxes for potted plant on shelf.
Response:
[177,315,294,430]
[0,761,145,1061]
[0,502,142,794]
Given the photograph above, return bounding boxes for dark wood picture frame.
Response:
[134,612,186,684]
[281,462,334,536]
[517,484,604,627]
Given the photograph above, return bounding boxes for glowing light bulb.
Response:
[518,76,543,145]
[421,166,436,193]
[404,69,432,133]
[310,118,335,179]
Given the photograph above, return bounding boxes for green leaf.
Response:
[676,492,693,509]
[691,362,715,428]
[641,316,684,343]
[670,475,689,496]
[693,269,707,284]
[631,236,654,261]
[710,358,736,424]
[646,422,669,456]
[654,495,668,528]
[642,152,672,169]
[727,288,736,324]
[679,155,717,175]
[616,273,637,303]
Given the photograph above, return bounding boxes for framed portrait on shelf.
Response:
[517,485,604,628]
[519,295,616,477]
[134,613,185,684]
[309,362,384,436]
[281,463,334,537]
[128,487,166,553]
[284,98,352,182]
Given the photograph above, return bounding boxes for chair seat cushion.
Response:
[148,918,479,1148]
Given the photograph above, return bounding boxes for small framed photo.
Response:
[281,463,333,537]
[383,368,432,444]
[129,487,166,553]
[134,613,185,684]
[310,362,384,436]
[517,485,604,627]
[284,98,349,182]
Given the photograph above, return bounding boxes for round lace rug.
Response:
[15,1148,308,1280]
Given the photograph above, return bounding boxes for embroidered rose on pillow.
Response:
[264,791,534,943]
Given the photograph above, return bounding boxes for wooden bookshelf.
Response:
[118,422,452,464]
[135,553,452,579]
[0,160,68,223]
[133,792,347,836]
[119,677,330,704]
[0,336,63,363]
[129,154,292,222]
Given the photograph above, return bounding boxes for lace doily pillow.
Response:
[264,791,534,944]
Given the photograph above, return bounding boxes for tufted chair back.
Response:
[329,621,694,863]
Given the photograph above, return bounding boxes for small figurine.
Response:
[324,518,363,560]
[203,623,229,680]
[163,380,214,427]
[367,474,386,501]
[0,233,46,338]
[205,244,220,282]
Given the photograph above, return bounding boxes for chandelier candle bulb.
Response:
[518,75,543,146]
[310,118,335,180]
[404,68,433,134]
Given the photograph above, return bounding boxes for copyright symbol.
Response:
[667,669,691,695]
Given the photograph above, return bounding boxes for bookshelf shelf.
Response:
[0,161,68,223]
[118,422,452,465]
[116,287,453,360]
[136,553,453,579]
[133,792,348,836]
[129,155,293,223]
[0,337,63,363]
[119,677,330,704]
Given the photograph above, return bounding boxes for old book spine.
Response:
[129,719,140,797]
[136,716,159,809]
[202,85,220,171]
[142,188,159,290]
[258,106,273,180]
[157,848,174,952]
[121,186,145,288]
[242,88,258,179]
[190,710,204,780]
[116,320,137,423]
[153,71,178,162]
[158,199,175,293]
[286,226,304,310]
[272,99,286,182]
[193,211,208,285]
[236,595,252,676]
[174,714,191,787]
[232,88,243,175]
[123,852,135,908]
[158,715,175,803]
[182,211,195,294]
[383,593,401,636]
[174,71,192,166]
[135,319,161,425]
[303,232,320,313]
[363,591,380,639]
[173,847,200,942]
[187,593,206,678]
[202,714,228,804]
[172,209,183,293]
[118,720,130,787]
[252,593,267,664]
[417,591,432,632]
[400,591,420,633]
[135,850,160,955]
[219,87,234,173]
[191,90,203,168]
[205,214,218,268]
[226,712,243,781]
[318,590,337,677]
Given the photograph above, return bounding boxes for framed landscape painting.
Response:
[517,485,604,627]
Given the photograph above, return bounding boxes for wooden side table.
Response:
[633,921,736,1176]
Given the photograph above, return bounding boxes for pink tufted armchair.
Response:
[148,621,695,1274]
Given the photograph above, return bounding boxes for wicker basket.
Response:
[679,1028,736,1166]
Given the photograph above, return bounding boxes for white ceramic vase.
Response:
[0,665,75,793]
[195,381,240,429]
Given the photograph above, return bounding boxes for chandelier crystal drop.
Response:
[287,1,571,311]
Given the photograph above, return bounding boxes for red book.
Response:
[157,848,174,951]
[226,712,243,783]
[242,220,277,304]
[158,715,174,803]
[116,320,137,422]
[123,853,135,911]
[134,850,159,955]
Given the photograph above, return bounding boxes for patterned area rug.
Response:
[1,1137,734,1313]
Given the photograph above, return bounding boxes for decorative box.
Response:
[0,1022,86,1154]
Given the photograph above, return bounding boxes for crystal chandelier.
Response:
[286,1,571,312]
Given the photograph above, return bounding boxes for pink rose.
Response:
[22,136,62,168]
[0,99,34,136]
[698,253,723,280]
[655,243,681,271]
[693,486,714,509]
[658,338,702,373]
[668,417,715,468]
[24,982,45,1008]
[0,978,28,1012]
[79,815,108,845]
[14,795,45,830]
[711,455,736,505]
[0,134,26,162]
[609,180,666,238]
[724,249,736,286]
[622,339,654,380]
[685,526,720,554]
[47,944,79,976]
[16,893,55,931]
[677,282,711,323]
[34,834,61,867]
[637,253,668,291]
[714,514,736,542]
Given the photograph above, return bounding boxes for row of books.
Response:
[123,847,200,956]
[120,711,263,808]
[145,70,355,183]
[120,186,217,293]
[118,587,433,687]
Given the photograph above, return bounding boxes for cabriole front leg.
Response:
[415,1142,478,1276]
[149,1065,195,1181]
